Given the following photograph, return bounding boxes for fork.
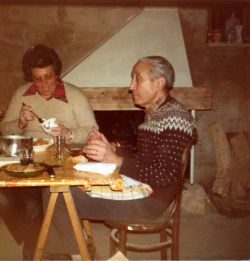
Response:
[22,102,45,123]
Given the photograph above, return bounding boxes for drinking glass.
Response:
[54,136,65,159]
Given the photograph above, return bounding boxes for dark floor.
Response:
[0,188,249,260]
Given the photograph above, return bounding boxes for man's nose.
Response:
[129,80,136,91]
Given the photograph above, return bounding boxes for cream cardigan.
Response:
[0,82,98,144]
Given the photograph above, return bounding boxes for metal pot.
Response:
[0,135,33,157]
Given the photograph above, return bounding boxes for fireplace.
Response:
[94,110,144,151]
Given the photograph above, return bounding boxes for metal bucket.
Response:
[0,135,33,157]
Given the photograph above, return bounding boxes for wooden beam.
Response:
[81,87,212,111]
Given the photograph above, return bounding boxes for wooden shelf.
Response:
[208,42,250,47]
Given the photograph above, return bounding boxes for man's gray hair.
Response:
[137,56,175,90]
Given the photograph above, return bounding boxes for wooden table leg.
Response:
[33,186,90,261]
[63,188,90,261]
[33,191,58,261]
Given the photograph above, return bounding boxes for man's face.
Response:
[31,65,58,99]
[129,61,160,109]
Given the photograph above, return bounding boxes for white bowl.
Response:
[33,138,53,152]
[41,118,58,134]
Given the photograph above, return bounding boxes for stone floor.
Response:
[0,201,249,260]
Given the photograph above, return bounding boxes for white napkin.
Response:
[73,162,117,175]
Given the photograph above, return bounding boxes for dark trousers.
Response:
[0,187,43,260]
[42,185,176,255]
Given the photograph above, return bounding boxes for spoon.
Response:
[22,102,45,123]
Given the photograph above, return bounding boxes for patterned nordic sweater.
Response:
[120,95,197,188]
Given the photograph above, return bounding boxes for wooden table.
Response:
[0,152,123,261]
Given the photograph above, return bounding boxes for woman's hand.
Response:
[18,103,35,129]
[50,120,72,141]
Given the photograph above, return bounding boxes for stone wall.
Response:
[0,3,249,184]
[0,4,141,103]
[179,8,250,183]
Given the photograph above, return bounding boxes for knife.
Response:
[46,165,56,179]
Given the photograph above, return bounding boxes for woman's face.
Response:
[31,65,58,99]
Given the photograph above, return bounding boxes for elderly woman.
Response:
[0,45,97,260]
[0,44,97,143]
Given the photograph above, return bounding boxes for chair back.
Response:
[167,143,192,221]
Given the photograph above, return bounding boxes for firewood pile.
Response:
[209,123,250,215]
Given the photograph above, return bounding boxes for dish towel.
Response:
[87,175,153,200]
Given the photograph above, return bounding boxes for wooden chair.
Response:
[104,143,192,260]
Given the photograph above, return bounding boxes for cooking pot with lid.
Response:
[0,135,33,157]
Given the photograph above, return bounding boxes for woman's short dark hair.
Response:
[22,44,62,82]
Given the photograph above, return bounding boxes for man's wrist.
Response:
[115,156,123,167]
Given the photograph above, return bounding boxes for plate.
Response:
[1,163,45,178]
[65,147,84,156]
[33,138,53,152]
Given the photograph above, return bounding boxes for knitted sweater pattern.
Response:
[135,96,196,187]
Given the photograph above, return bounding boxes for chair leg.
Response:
[109,231,117,257]
[118,229,127,256]
[82,220,98,260]
[160,230,167,260]
[171,215,180,260]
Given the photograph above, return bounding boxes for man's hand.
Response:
[86,127,102,143]
[84,130,123,166]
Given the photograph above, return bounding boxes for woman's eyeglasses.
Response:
[32,72,56,84]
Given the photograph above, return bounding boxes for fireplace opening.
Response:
[94,110,144,150]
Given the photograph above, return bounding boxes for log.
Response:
[209,123,232,197]
[230,133,250,190]
[80,87,212,111]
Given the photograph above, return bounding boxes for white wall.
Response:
[63,7,192,88]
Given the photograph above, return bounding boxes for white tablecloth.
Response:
[0,156,20,167]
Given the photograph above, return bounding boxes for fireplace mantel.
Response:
[81,87,212,111]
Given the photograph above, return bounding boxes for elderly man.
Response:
[83,56,197,203]
[44,56,197,256]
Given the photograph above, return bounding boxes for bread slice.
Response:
[64,155,88,169]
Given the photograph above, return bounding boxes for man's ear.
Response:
[157,77,166,90]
